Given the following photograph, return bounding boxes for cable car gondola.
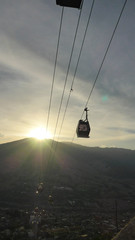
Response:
[56,0,83,9]
[76,108,90,138]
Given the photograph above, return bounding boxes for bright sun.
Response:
[28,127,52,140]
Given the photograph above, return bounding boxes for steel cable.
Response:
[72,0,128,142]
[46,7,64,133]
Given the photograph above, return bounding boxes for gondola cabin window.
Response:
[79,123,88,131]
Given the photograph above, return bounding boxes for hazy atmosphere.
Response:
[0,0,135,149]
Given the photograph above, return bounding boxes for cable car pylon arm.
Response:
[84,107,89,121]
[56,0,83,9]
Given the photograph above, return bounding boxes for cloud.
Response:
[108,127,135,135]
[0,133,4,138]
[0,0,134,150]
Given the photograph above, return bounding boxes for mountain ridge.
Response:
[0,138,135,209]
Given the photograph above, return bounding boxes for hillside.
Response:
[0,138,135,208]
[1,138,135,239]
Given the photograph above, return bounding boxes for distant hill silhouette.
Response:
[0,138,135,208]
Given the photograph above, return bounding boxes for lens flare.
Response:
[28,127,52,140]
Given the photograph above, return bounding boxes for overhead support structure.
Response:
[56,0,83,9]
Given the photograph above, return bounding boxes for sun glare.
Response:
[28,127,52,140]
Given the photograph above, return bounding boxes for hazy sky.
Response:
[0,0,135,149]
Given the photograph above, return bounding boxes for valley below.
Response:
[0,138,135,239]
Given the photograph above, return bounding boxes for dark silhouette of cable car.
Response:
[76,108,90,138]
[56,0,83,9]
